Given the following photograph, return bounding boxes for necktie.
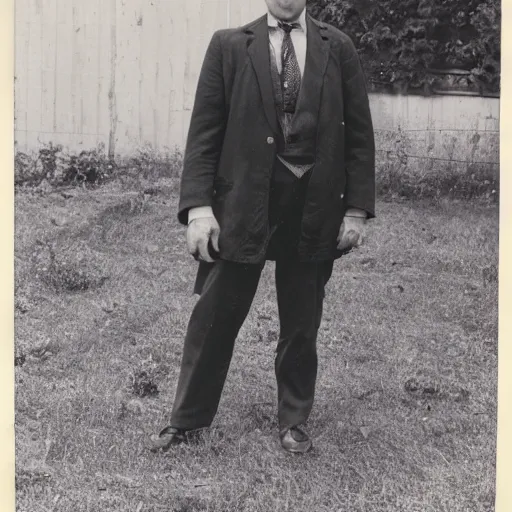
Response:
[278,21,302,114]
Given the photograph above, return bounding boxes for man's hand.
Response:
[337,215,366,253]
[187,216,220,263]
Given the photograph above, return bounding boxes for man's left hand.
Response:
[337,214,366,252]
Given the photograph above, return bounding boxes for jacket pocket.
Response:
[213,176,233,200]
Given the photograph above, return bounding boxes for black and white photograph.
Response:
[13,0,502,510]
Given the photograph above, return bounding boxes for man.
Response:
[151,0,375,454]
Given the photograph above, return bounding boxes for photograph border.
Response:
[1,0,510,510]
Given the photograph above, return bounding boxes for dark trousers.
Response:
[171,162,334,431]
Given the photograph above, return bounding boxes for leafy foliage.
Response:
[14,138,497,202]
[307,0,500,94]
[61,144,116,186]
[14,143,183,190]
[14,143,116,188]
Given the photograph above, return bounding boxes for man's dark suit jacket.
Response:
[178,13,375,264]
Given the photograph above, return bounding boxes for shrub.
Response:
[15,143,65,187]
[60,143,116,186]
[307,0,500,94]
[14,143,183,190]
[14,143,115,188]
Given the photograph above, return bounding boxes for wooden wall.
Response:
[14,0,499,174]
[14,0,266,154]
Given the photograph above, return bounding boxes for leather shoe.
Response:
[279,426,312,454]
[149,426,187,452]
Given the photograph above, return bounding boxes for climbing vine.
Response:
[307,0,500,95]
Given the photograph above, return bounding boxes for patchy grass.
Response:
[15,179,498,512]
[376,161,499,203]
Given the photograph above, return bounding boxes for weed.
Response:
[15,143,65,187]
[14,351,26,367]
[130,370,159,398]
[15,295,31,314]
[14,143,182,190]
[124,143,183,180]
[376,160,499,202]
[32,240,109,293]
[15,140,498,202]
[172,497,208,512]
[61,143,116,186]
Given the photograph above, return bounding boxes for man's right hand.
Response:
[186,216,220,263]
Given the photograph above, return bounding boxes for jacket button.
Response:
[267,137,274,144]
[340,193,344,199]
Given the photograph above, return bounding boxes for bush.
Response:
[14,143,183,190]
[61,144,116,186]
[307,0,500,94]
[14,143,116,188]
[15,143,64,187]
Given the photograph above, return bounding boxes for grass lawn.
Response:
[14,179,498,512]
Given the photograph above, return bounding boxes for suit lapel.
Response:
[245,14,330,136]
[291,15,331,133]
[246,16,279,135]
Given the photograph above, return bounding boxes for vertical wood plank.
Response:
[14,15,29,135]
[114,0,142,153]
[154,0,173,149]
[40,0,57,137]
[182,0,201,112]
[70,0,86,139]
[26,0,43,143]
[54,0,72,136]
[15,0,29,155]
[229,0,266,27]
[168,0,186,146]
[138,1,159,147]
[79,3,100,144]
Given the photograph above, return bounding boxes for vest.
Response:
[269,46,317,180]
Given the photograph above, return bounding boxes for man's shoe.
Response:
[149,426,187,452]
[279,426,312,454]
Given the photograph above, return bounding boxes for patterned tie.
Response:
[278,21,302,114]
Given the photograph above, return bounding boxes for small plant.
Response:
[130,370,159,398]
[14,350,26,367]
[60,143,116,186]
[14,151,38,187]
[14,143,183,190]
[32,240,109,293]
[125,143,183,180]
[45,264,94,292]
[38,143,63,182]
[15,295,31,314]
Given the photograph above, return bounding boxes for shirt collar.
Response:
[267,9,307,34]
